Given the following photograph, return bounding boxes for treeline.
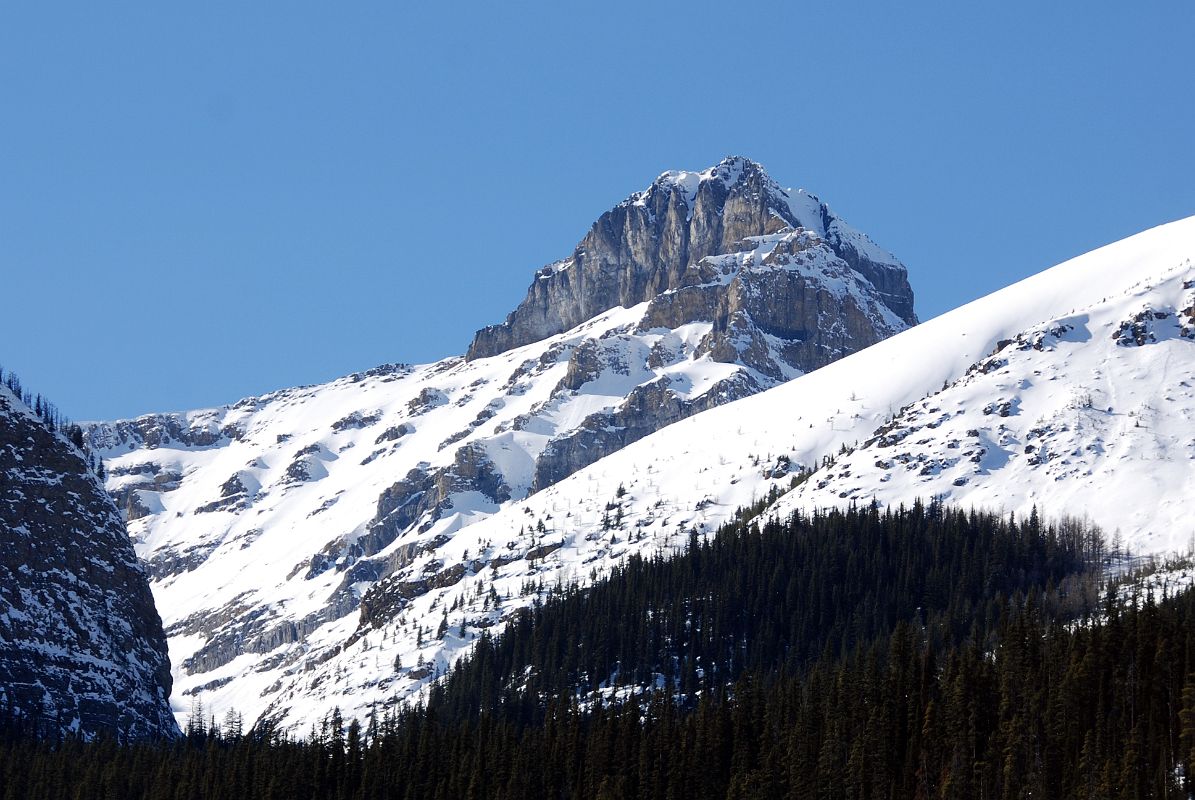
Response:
[4,504,1195,799]
[0,363,103,475]
[428,502,1103,725]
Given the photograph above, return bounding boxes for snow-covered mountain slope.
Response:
[773,248,1195,549]
[0,383,176,740]
[279,214,1194,735]
[86,158,913,732]
[516,215,1195,565]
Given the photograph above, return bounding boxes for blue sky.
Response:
[2,1,1192,420]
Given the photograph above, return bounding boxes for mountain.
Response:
[85,157,914,731]
[0,382,176,740]
[235,213,1189,732]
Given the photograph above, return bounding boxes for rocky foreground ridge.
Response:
[0,383,176,740]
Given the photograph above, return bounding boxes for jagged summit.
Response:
[630,155,770,209]
[632,156,821,223]
[466,157,916,360]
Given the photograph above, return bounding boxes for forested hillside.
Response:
[6,503,1194,798]
[428,502,1102,723]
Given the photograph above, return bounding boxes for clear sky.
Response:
[2,1,1193,421]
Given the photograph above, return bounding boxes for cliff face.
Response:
[468,156,916,360]
[0,385,176,740]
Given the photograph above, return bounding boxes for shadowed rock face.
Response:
[467,157,916,360]
[0,387,176,740]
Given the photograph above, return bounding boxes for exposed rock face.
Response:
[0,386,176,740]
[531,371,761,491]
[88,409,243,451]
[468,156,916,360]
[310,442,510,586]
[651,229,909,375]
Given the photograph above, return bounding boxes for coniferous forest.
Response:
[5,503,1195,799]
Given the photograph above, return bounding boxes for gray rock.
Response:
[195,473,251,514]
[332,410,382,432]
[291,442,514,634]
[87,412,240,451]
[109,468,182,521]
[532,371,762,491]
[406,388,447,416]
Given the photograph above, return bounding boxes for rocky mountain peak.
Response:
[467,157,916,360]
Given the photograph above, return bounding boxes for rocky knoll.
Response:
[0,385,176,740]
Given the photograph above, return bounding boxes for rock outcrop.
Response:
[531,370,761,491]
[0,385,176,740]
